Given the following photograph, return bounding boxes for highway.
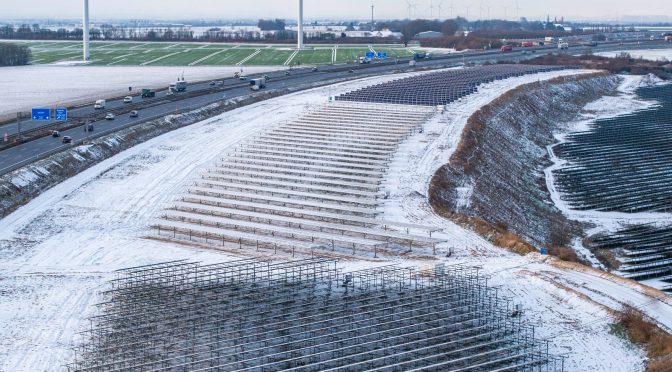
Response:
[1,39,669,176]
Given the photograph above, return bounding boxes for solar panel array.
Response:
[588,224,672,292]
[553,84,672,213]
[335,65,568,106]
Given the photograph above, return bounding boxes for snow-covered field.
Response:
[595,48,672,61]
[1,65,280,119]
[1,68,670,371]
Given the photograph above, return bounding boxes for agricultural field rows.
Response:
[13,40,423,66]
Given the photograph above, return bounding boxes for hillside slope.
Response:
[429,73,619,248]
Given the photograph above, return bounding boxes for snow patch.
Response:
[595,48,672,61]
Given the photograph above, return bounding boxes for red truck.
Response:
[666,36,672,42]
[521,41,534,47]
[500,45,513,53]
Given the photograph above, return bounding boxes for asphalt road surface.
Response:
[1,40,669,175]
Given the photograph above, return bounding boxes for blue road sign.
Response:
[55,108,68,121]
[31,108,50,121]
[365,52,375,59]
[377,52,388,59]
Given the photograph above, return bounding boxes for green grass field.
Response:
[16,40,426,66]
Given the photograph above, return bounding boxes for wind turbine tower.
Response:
[298,0,304,49]
[83,0,90,60]
[371,3,375,28]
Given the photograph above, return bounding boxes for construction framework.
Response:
[69,259,564,371]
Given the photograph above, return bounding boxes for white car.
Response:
[123,96,133,103]
[105,113,115,120]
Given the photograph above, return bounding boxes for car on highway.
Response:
[209,81,216,86]
[239,76,247,81]
[87,124,94,132]
[105,113,115,120]
[62,136,72,144]
[166,90,175,96]
[130,110,139,118]
[216,81,224,87]
[123,96,133,103]
[51,131,60,138]
[285,71,291,76]
[312,67,318,72]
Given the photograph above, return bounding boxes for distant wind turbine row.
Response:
[405,0,525,20]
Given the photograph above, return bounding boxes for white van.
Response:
[94,99,106,109]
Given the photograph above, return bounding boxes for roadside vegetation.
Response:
[0,43,31,66]
[522,52,672,79]
[613,304,672,372]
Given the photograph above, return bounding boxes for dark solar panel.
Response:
[335,65,567,106]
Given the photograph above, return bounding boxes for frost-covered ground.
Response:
[1,65,280,119]
[1,68,670,371]
[595,48,672,61]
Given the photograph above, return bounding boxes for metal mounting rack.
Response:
[69,259,563,371]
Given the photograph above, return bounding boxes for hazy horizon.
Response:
[1,0,671,23]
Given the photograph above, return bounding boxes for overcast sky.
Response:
[2,0,670,22]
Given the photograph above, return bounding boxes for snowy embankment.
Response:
[1,68,670,371]
[0,65,280,120]
[426,72,619,246]
[595,48,672,61]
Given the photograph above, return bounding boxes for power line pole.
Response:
[83,0,90,61]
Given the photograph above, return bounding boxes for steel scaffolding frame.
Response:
[69,259,563,371]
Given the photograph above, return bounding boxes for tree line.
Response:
[0,43,31,66]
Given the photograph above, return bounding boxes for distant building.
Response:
[285,27,402,39]
[415,31,443,39]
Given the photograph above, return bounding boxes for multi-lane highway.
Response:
[1,39,669,175]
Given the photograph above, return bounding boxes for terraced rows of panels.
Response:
[335,65,568,106]
[552,84,672,213]
[152,101,444,257]
[588,224,672,292]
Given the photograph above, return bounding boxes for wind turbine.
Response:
[465,4,472,19]
[297,0,304,49]
[405,0,418,18]
[436,0,445,19]
[503,5,509,20]
[83,0,90,61]
[448,1,455,18]
[479,2,484,20]
[515,1,522,20]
